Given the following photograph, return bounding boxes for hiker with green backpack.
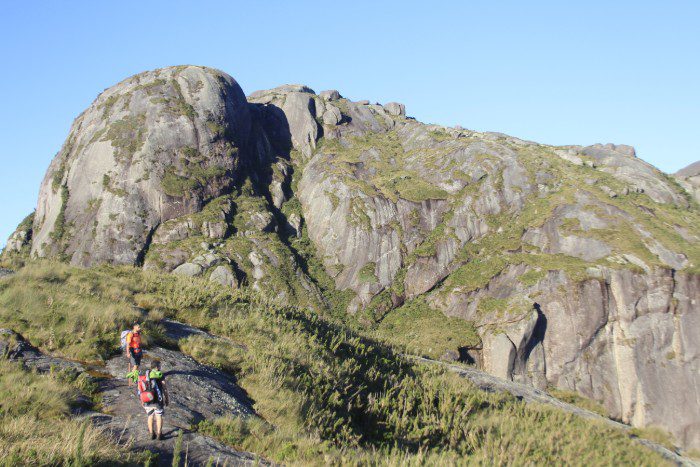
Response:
[127,360,169,440]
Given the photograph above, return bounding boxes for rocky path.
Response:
[1,328,264,466]
[93,345,261,466]
[410,355,698,467]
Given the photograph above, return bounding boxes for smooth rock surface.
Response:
[209,264,238,288]
[31,66,251,266]
[172,262,203,277]
[383,102,406,116]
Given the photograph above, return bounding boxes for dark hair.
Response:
[150,360,161,370]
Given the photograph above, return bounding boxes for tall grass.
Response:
[172,431,183,467]
[0,360,126,466]
[0,261,669,465]
[0,261,154,362]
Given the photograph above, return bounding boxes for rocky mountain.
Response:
[3,65,699,451]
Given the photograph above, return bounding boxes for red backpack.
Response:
[137,372,155,404]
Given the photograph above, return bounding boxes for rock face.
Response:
[433,267,700,450]
[9,66,700,451]
[675,160,700,204]
[31,66,251,266]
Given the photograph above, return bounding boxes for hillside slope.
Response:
[0,263,688,465]
[3,65,699,452]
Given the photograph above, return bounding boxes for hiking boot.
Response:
[150,432,156,440]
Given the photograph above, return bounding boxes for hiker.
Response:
[129,360,169,440]
[125,323,143,378]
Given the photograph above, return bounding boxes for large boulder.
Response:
[675,160,700,204]
[322,105,343,125]
[248,85,320,159]
[319,89,341,101]
[482,333,516,380]
[209,264,238,288]
[172,262,203,277]
[31,66,251,266]
[383,102,406,116]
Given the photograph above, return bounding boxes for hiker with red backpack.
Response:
[128,360,169,440]
[122,324,143,383]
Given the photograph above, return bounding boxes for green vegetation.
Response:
[522,144,700,272]
[19,212,34,231]
[375,170,449,203]
[630,426,676,451]
[321,132,450,203]
[173,99,197,119]
[283,199,356,315]
[160,146,235,197]
[549,388,608,417]
[442,256,508,295]
[0,213,35,269]
[168,79,198,120]
[428,128,452,141]
[100,94,120,119]
[205,120,226,138]
[101,114,147,162]
[0,262,669,465]
[49,185,70,246]
[0,359,135,465]
[347,197,372,229]
[411,223,451,259]
[325,190,340,209]
[0,264,151,362]
[519,267,547,287]
[3,107,697,464]
[358,262,377,283]
[161,164,227,197]
[51,161,66,193]
[373,298,480,359]
[134,78,167,94]
[101,174,128,198]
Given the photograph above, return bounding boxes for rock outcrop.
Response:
[7,65,700,451]
[31,66,251,266]
[676,161,700,204]
[432,267,700,450]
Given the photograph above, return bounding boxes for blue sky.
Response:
[1,1,698,247]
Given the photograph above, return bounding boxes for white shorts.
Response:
[144,405,164,416]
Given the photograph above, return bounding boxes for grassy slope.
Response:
[0,262,667,465]
[0,359,145,465]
